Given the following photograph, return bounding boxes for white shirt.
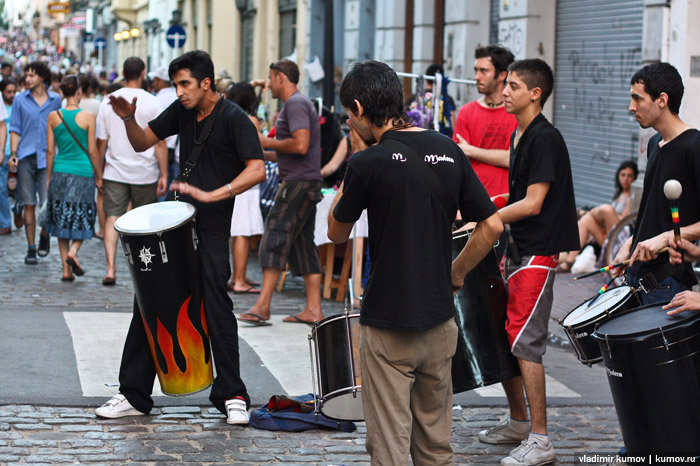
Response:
[155,86,179,158]
[97,87,163,184]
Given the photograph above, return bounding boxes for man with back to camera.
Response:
[453,45,518,197]
[94,50,265,424]
[612,63,700,304]
[149,66,180,197]
[328,60,503,466]
[96,57,168,286]
[477,59,579,466]
[7,61,60,263]
[240,59,324,326]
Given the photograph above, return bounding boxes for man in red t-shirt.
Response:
[453,45,518,197]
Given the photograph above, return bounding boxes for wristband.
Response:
[122,114,135,122]
[227,183,234,198]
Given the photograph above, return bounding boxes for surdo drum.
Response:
[451,230,520,392]
[114,201,213,396]
[593,304,700,455]
[561,286,640,365]
[309,312,363,421]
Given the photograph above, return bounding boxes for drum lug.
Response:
[191,227,198,251]
[605,334,612,356]
[122,240,134,265]
[158,234,168,263]
[660,326,670,350]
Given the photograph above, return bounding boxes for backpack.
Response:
[249,394,356,432]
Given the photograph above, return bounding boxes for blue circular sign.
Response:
[95,37,106,48]
[166,25,186,49]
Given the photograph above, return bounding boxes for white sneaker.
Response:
[95,394,144,419]
[478,418,530,444]
[225,398,249,425]
[500,435,556,466]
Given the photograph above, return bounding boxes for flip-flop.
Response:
[283,314,317,326]
[245,279,261,287]
[61,276,75,282]
[233,286,261,294]
[102,277,116,286]
[65,257,85,276]
[237,312,271,326]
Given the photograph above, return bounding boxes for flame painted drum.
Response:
[592,304,700,455]
[114,201,213,396]
[451,230,520,393]
[309,313,363,421]
[561,286,640,365]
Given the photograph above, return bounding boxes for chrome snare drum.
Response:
[561,285,640,365]
[309,312,363,421]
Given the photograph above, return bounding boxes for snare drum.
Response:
[114,201,213,396]
[309,312,363,421]
[561,285,640,365]
[593,304,700,454]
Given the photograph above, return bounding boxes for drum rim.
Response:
[592,304,700,341]
[319,387,364,421]
[313,312,361,328]
[114,201,197,235]
[562,286,634,327]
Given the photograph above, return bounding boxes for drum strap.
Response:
[381,138,456,220]
[637,262,677,294]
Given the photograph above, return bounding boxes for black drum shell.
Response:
[451,231,520,393]
[592,305,700,455]
[118,214,213,396]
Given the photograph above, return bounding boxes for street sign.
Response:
[94,37,106,48]
[48,2,70,15]
[166,25,186,49]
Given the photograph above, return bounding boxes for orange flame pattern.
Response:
[141,296,213,395]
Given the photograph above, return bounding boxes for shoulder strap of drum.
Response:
[381,137,456,221]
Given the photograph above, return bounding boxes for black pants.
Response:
[118,229,249,415]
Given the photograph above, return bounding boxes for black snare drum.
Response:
[309,312,363,421]
[593,304,700,455]
[561,286,640,365]
[451,230,520,392]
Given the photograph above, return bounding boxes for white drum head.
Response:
[114,201,196,234]
[562,286,633,327]
[321,391,364,421]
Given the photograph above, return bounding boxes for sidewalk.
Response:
[0,226,623,464]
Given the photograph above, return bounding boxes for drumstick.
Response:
[586,276,617,308]
[573,246,669,281]
[664,179,683,260]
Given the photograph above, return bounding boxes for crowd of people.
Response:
[1,32,699,466]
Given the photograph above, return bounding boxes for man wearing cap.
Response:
[149,67,179,198]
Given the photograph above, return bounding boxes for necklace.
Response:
[378,122,413,142]
[193,95,223,145]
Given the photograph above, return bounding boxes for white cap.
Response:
[147,67,169,82]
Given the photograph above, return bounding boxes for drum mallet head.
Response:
[663,179,682,200]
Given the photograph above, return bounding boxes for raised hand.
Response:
[108,95,138,120]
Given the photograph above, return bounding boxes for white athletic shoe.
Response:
[500,435,556,466]
[225,398,249,425]
[478,418,531,444]
[95,394,144,419]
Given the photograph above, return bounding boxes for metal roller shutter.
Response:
[553,0,643,207]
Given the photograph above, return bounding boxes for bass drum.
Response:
[451,230,520,393]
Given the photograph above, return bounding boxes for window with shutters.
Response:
[278,0,296,59]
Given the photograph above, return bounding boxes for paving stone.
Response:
[0,423,9,431]
[13,424,53,430]
[83,432,127,440]
[156,413,196,420]
[76,454,124,462]
[160,406,203,414]
[24,455,74,463]
[0,417,39,424]
[58,425,104,432]
[11,439,58,447]
[44,418,90,424]
[0,455,20,463]
[107,425,149,433]
[0,446,32,455]
[61,439,105,448]
[153,425,196,433]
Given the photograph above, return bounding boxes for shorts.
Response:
[259,180,322,276]
[230,186,264,237]
[505,254,557,363]
[17,154,47,207]
[102,179,158,217]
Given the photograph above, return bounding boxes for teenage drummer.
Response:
[328,60,503,465]
[94,50,266,424]
[612,63,700,305]
[477,59,579,465]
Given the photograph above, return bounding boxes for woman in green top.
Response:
[45,75,102,282]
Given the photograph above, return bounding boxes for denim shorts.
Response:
[17,154,47,206]
[626,272,689,306]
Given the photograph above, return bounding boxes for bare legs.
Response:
[23,204,36,247]
[561,204,620,267]
[501,358,548,434]
[229,236,260,292]
[58,238,84,279]
[103,215,118,281]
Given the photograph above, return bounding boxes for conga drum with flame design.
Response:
[114,201,213,396]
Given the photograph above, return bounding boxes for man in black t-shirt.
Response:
[477,59,578,466]
[94,50,265,425]
[329,60,503,466]
[613,63,700,305]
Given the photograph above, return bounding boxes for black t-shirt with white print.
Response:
[149,97,263,234]
[333,129,496,332]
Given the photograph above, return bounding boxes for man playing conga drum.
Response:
[328,60,503,465]
[95,50,265,424]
